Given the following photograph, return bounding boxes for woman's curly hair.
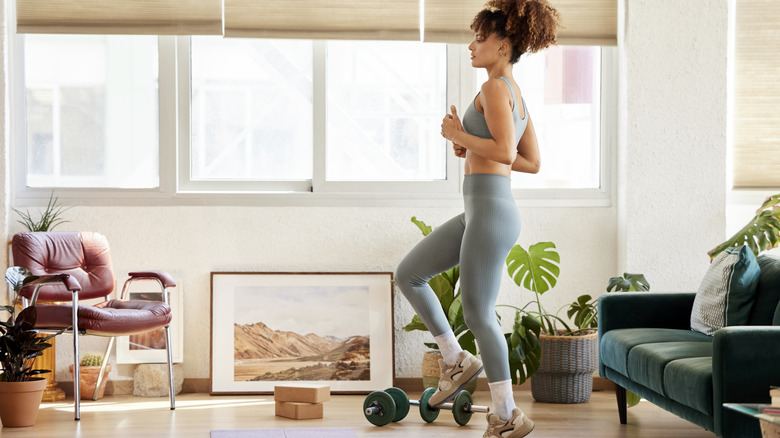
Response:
[471,0,561,64]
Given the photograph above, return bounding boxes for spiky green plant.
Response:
[12,190,71,232]
[709,193,780,260]
[79,353,104,367]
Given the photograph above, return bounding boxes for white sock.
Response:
[433,331,463,365]
[488,379,517,421]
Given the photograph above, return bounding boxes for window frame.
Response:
[10,32,616,208]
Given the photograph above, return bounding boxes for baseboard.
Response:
[392,376,614,393]
[56,376,613,395]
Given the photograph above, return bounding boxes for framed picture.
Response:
[210,272,394,394]
[116,280,184,364]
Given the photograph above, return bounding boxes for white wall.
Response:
[0,0,732,384]
[618,0,729,289]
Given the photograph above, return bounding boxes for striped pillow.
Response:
[691,245,761,335]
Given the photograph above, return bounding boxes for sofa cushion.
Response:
[664,357,713,415]
[691,245,760,335]
[626,342,712,396]
[748,254,780,325]
[600,328,712,376]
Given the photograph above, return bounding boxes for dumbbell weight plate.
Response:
[363,390,397,427]
[418,387,441,423]
[384,387,410,422]
[452,390,474,426]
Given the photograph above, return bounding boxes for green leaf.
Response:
[410,216,433,237]
[626,390,642,407]
[402,315,428,332]
[506,242,560,295]
[429,274,454,317]
[506,313,542,386]
[709,194,780,259]
[457,330,477,356]
[606,273,650,292]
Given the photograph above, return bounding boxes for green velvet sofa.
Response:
[598,254,780,438]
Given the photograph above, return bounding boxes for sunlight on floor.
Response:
[42,396,276,414]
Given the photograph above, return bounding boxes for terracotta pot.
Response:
[421,350,478,393]
[69,364,111,400]
[0,378,47,427]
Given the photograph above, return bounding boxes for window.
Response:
[182,37,449,193]
[15,34,613,204]
[189,37,314,182]
[21,34,159,189]
[475,46,602,190]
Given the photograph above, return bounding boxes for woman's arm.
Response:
[511,116,540,174]
[441,80,517,165]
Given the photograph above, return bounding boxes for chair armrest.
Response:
[25,274,81,305]
[598,292,696,338]
[27,274,81,292]
[128,271,176,288]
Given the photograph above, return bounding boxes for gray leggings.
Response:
[395,174,521,383]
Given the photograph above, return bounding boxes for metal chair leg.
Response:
[93,337,115,401]
[72,293,81,421]
[165,325,175,410]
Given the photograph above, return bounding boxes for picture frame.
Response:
[116,280,184,364]
[210,272,394,394]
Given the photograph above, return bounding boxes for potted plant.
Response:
[401,217,478,391]
[0,268,60,427]
[12,190,71,232]
[501,241,600,403]
[69,353,110,400]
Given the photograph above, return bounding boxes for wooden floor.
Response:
[0,389,720,438]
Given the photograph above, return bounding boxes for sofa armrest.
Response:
[597,292,696,338]
[713,326,780,403]
[713,326,780,437]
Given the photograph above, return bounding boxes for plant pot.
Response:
[421,350,478,394]
[0,378,47,427]
[530,330,598,404]
[69,364,111,400]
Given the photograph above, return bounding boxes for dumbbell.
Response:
[363,387,490,427]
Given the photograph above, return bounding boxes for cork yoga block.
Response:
[275,401,324,420]
[274,385,331,404]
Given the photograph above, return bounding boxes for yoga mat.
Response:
[210,429,357,438]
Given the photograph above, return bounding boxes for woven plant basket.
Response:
[530,330,598,404]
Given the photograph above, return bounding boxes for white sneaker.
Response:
[428,350,483,406]
[483,407,535,438]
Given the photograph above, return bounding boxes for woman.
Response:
[395,1,560,437]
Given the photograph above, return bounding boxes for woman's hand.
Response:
[441,105,464,144]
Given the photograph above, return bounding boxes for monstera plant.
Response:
[709,193,780,259]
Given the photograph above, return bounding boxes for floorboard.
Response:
[0,389,722,437]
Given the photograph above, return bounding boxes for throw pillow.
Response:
[691,245,761,335]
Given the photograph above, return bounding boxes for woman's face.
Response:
[467,31,507,69]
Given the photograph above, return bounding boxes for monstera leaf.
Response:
[506,241,561,295]
[709,194,780,260]
[506,313,542,385]
[606,273,650,292]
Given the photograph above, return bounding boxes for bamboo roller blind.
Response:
[16,0,223,35]
[16,0,616,46]
[733,0,780,189]
[424,0,617,45]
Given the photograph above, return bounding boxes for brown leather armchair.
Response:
[11,231,176,420]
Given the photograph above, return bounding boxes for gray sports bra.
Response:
[462,76,528,143]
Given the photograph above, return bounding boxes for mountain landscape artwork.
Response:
[232,284,371,382]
